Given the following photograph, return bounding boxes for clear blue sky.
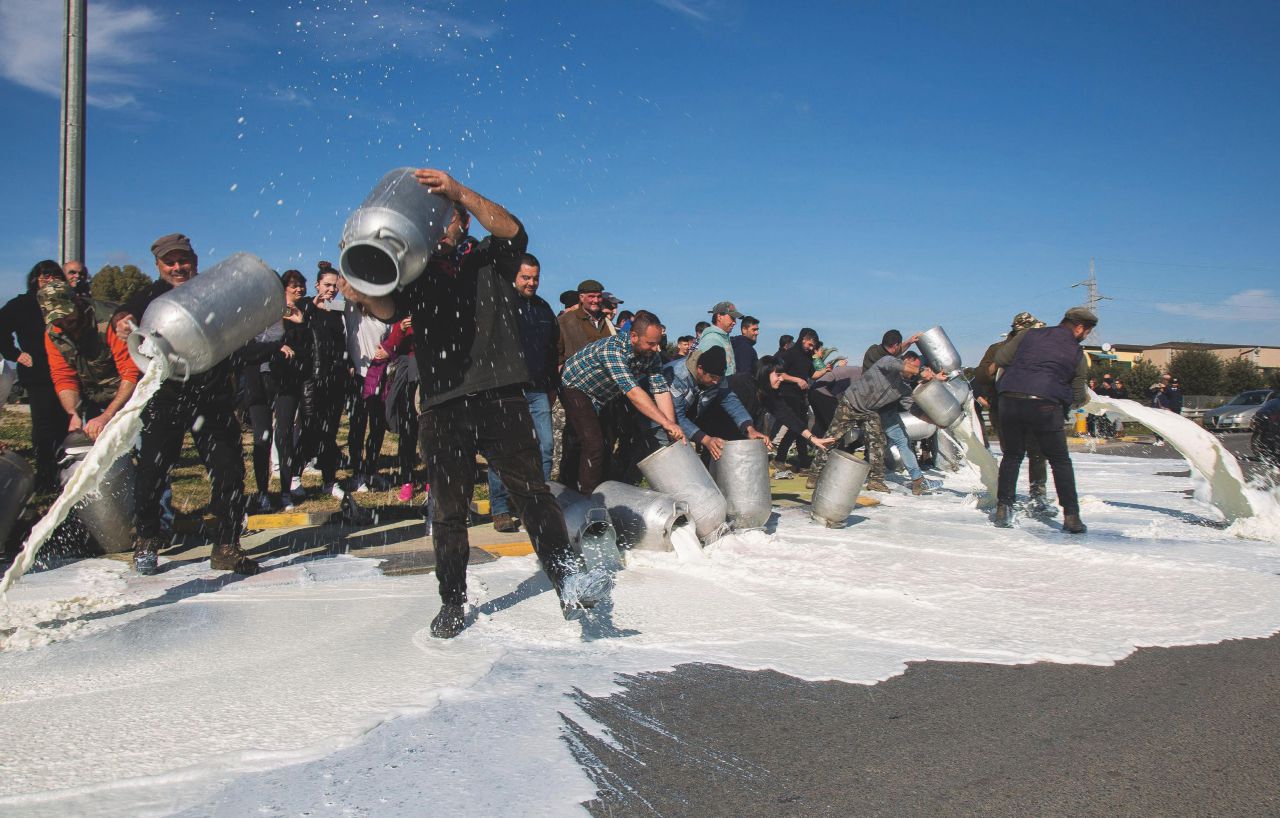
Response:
[2,0,1277,363]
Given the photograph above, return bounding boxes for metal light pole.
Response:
[59,0,87,264]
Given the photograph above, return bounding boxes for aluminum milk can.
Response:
[339,167,454,296]
[127,252,283,381]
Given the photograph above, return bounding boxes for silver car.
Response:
[1202,389,1277,431]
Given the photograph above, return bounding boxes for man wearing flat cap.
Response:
[694,300,743,376]
[993,306,1097,533]
[113,232,259,576]
[555,277,616,486]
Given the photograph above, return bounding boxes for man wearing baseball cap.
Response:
[37,279,140,442]
[993,306,1097,533]
[113,232,259,576]
[694,300,744,377]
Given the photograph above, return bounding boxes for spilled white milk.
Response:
[0,358,168,598]
[1084,393,1274,523]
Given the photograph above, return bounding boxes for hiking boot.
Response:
[911,477,931,496]
[864,479,890,493]
[804,472,819,490]
[132,537,162,575]
[1028,491,1059,517]
[430,603,466,639]
[1062,513,1087,534]
[492,512,520,533]
[993,503,1013,528]
[210,543,260,575]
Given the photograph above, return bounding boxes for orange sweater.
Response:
[45,324,140,395]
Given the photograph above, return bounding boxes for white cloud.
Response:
[0,0,161,108]
[1155,289,1280,322]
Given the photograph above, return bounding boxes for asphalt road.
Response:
[570,636,1280,817]
[566,436,1280,818]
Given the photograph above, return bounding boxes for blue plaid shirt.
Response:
[561,333,669,408]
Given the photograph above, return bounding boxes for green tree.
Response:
[91,264,152,303]
[1219,356,1263,396]
[1127,358,1162,398]
[1266,369,1280,391]
[1167,348,1223,396]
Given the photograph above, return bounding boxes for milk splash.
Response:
[0,357,168,597]
[1082,393,1273,524]
[939,395,999,508]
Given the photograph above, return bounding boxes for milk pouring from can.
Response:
[339,167,454,296]
[127,252,284,381]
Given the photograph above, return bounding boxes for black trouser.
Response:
[296,377,344,485]
[136,390,244,544]
[989,396,1047,491]
[273,391,300,489]
[996,396,1078,514]
[348,377,387,480]
[420,388,582,606]
[246,372,279,496]
[26,381,70,489]
[776,390,811,466]
[393,382,420,484]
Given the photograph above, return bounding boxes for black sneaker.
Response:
[430,603,466,639]
[993,503,1013,528]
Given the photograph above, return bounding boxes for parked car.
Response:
[1250,397,1280,465]
[1201,389,1277,432]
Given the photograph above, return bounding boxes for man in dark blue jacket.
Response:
[993,307,1096,533]
[487,253,559,532]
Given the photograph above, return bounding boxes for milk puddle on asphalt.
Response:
[2,452,1279,817]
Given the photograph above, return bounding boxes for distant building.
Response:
[1083,341,1280,378]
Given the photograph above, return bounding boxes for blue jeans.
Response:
[488,390,554,515]
[882,414,923,480]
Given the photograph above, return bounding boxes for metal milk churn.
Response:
[917,326,963,378]
[0,450,35,547]
[127,252,283,381]
[339,167,454,296]
[708,439,773,530]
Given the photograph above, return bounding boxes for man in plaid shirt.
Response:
[561,309,685,493]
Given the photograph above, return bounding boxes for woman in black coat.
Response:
[0,261,72,490]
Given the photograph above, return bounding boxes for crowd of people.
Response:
[2,167,1111,637]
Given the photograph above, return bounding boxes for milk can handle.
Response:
[375,228,408,260]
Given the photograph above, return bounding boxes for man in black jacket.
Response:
[115,233,257,575]
[341,168,608,638]
[993,307,1096,533]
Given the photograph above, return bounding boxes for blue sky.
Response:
[2,0,1277,363]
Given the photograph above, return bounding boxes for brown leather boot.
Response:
[864,479,890,493]
[492,512,521,533]
[911,477,931,496]
[210,543,260,575]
